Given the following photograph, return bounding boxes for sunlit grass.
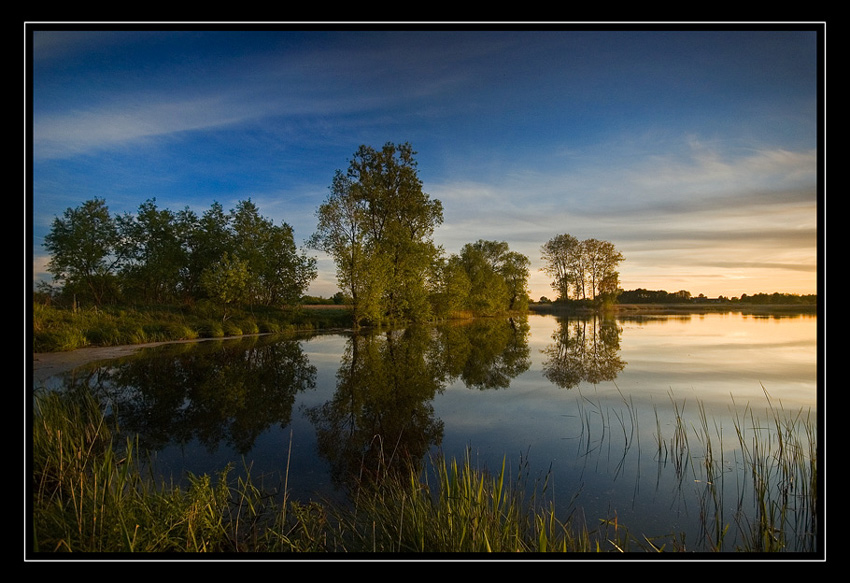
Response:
[32,303,352,352]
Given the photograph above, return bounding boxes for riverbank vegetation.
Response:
[31,301,355,353]
[37,143,539,333]
[31,386,817,554]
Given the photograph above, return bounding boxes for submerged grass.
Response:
[30,386,818,555]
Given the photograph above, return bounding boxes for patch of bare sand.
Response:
[31,337,252,384]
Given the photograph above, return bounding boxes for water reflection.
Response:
[32,312,818,552]
[63,335,317,456]
[304,327,443,492]
[542,314,626,389]
[438,317,531,390]
[305,318,533,492]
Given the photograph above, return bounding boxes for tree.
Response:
[429,254,471,318]
[229,199,316,306]
[199,252,250,321]
[541,234,623,302]
[347,142,443,322]
[181,201,233,302]
[309,169,383,327]
[541,233,580,301]
[44,197,122,306]
[581,238,624,301]
[310,143,443,326]
[458,240,530,315]
[116,198,187,304]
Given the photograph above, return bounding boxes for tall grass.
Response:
[651,387,818,553]
[31,303,353,353]
[30,386,818,554]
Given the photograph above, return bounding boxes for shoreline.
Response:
[530,302,818,316]
[32,303,817,382]
[31,335,269,384]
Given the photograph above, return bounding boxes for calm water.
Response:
[35,311,819,552]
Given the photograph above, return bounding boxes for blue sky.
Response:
[28,26,822,300]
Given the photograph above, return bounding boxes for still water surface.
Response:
[36,311,819,551]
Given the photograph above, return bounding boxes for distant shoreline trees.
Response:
[616,289,817,305]
[540,234,624,305]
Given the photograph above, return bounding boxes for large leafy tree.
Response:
[310,142,443,326]
[458,240,530,315]
[348,142,443,322]
[44,197,123,306]
[116,198,188,304]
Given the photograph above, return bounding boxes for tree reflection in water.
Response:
[541,314,626,389]
[305,318,532,494]
[67,335,317,456]
[43,318,536,500]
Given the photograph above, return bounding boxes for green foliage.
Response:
[43,197,122,307]
[42,197,317,310]
[310,142,445,327]
[454,240,530,316]
[200,252,251,320]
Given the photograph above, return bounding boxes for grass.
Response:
[32,302,354,353]
[30,385,818,555]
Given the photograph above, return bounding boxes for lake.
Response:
[33,310,820,552]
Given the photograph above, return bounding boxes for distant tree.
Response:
[541,233,580,301]
[541,234,623,302]
[582,238,624,301]
[44,197,122,306]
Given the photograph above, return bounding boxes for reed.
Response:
[31,385,817,554]
[651,387,818,552]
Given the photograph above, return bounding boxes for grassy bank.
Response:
[30,387,818,555]
[31,302,354,353]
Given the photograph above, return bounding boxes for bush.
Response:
[33,327,88,353]
[198,320,224,338]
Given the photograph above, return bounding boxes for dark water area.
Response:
[32,312,819,552]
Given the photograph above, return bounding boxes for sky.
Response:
[27,25,823,301]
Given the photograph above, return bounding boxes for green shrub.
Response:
[198,320,224,338]
[222,321,242,336]
[33,327,88,352]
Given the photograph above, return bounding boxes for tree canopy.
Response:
[44,144,650,323]
[309,143,533,327]
[43,197,317,310]
[541,234,623,303]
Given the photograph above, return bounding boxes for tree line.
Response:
[307,143,536,327]
[39,141,626,326]
[42,197,317,314]
[616,289,817,305]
